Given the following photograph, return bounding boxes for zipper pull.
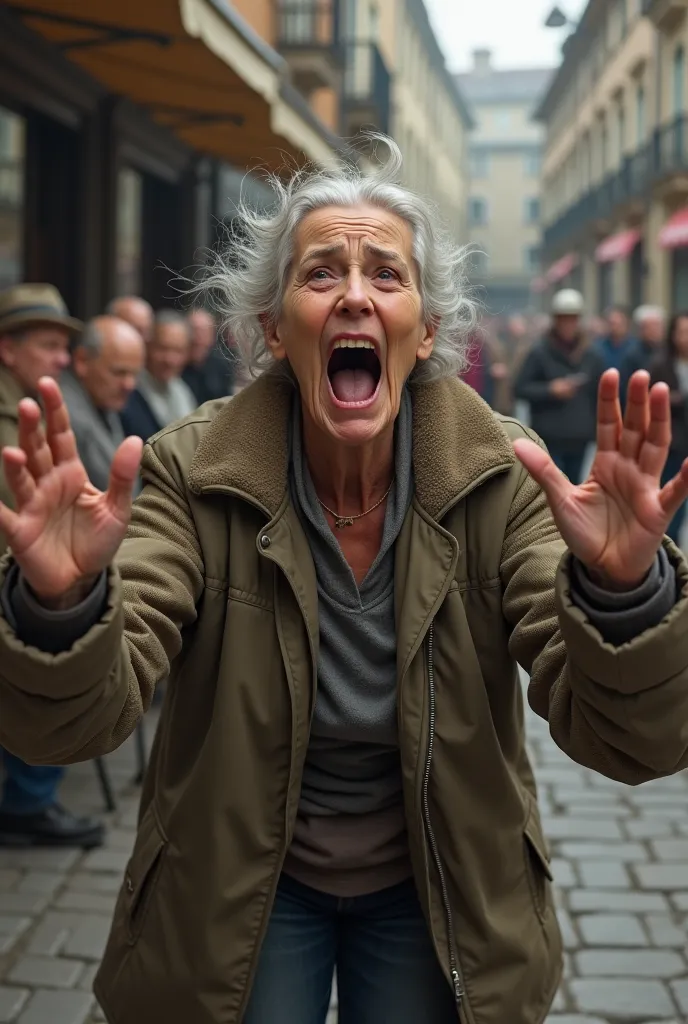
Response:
[452,969,463,1002]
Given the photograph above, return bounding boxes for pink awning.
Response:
[659,208,688,250]
[545,253,578,284]
[530,276,548,293]
[595,228,641,264]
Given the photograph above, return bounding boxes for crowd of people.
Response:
[0,281,234,849]
[462,292,688,542]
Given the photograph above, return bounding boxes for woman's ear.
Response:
[416,317,438,363]
[260,313,287,361]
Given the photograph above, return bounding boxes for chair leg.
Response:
[94,757,117,813]
[134,720,147,786]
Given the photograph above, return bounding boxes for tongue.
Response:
[331,369,377,404]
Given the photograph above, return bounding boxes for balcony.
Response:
[543,115,688,254]
[276,1,343,96]
[642,0,688,30]
[342,42,391,137]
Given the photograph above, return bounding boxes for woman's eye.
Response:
[377,268,398,282]
[309,268,332,281]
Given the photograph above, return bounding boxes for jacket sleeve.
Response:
[0,441,204,765]
[500,442,688,784]
[514,349,556,405]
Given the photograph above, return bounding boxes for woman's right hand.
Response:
[0,377,143,607]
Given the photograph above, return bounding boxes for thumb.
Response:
[512,438,574,511]
[106,436,143,520]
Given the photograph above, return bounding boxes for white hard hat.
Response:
[551,289,584,316]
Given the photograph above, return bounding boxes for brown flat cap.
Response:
[0,283,82,336]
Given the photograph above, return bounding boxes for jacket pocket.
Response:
[122,804,167,946]
[523,800,553,924]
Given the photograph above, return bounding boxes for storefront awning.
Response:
[7,0,343,171]
[595,228,641,264]
[530,276,549,294]
[659,208,688,250]
[545,253,578,284]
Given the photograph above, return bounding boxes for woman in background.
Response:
[651,311,688,544]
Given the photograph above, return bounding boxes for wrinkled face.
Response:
[674,316,688,359]
[188,311,216,366]
[553,314,580,344]
[268,205,435,446]
[74,323,144,412]
[641,315,665,346]
[147,323,189,383]
[0,326,71,393]
[607,310,629,341]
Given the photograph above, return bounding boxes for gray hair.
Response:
[196,137,475,381]
[155,308,191,338]
[75,319,104,356]
[634,304,666,325]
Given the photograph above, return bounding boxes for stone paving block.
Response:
[550,986,567,1011]
[0,871,20,893]
[67,875,121,896]
[8,956,85,989]
[17,989,94,1024]
[578,860,631,889]
[0,986,30,1023]
[556,910,580,950]
[63,918,110,961]
[77,964,98,993]
[114,801,139,830]
[0,850,79,873]
[54,892,117,915]
[546,1018,608,1024]
[644,914,687,948]
[577,913,647,947]
[551,859,577,889]
[651,839,688,861]
[79,851,128,875]
[570,977,676,1018]
[26,919,70,957]
[102,830,136,854]
[669,893,688,911]
[557,842,647,862]
[625,818,676,839]
[16,873,66,898]
[567,889,669,913]
[542,817,624,840]
[636,864,688,890]
[0,916,31,938]
[0,894,49,916]
[670,978,688,1014]
[575,949,685,978]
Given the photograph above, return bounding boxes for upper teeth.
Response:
[333,340,375,350]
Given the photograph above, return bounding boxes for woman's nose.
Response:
[339,271,373,316]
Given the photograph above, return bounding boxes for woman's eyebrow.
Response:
[363,243,409,270]
[300,244,346,265]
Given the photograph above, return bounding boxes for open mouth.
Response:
[327,340,382,406]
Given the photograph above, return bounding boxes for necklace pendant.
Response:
[335,516,355,529]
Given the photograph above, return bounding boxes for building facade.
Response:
[538,0,688,315]
[457,51,552,313]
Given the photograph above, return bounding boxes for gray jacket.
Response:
[60,371,129,493]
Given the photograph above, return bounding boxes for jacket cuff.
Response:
[556,539,688,695]
[570,548,676,646]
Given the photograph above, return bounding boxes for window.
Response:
[524,197,540,224]
[0,106,25,290]
[116,167,143,297]
[617,100,625,161]
[469,197,488,225]
[494,108,512,130]
[673,45,685,117]
[524,246,541,273]
[524,150,541,177]
[636,83,646,143]
[470,151,489,178]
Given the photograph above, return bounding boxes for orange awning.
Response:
[8,0,342,171]
[595,229,641,263]
[659,208,688,250]
[545,253,578,284]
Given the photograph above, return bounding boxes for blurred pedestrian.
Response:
[594,305,634,372]
[182,309,234,404]
[620,306,666,397]
[650,312,688,545]
[515,289,603,483]
[106,296,154,347]
[0,283,103,848]
[61,316,145,492]
[121,309,197,441]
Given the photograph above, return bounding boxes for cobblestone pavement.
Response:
[1,696,688,1023]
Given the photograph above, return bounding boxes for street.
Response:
[0,688,685,1024]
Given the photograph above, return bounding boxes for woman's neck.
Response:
[302,413,395,516]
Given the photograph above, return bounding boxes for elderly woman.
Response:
[0,142,688,1024]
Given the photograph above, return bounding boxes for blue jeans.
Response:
[663,451,687,545]
[243,875,457,1024]
[0,750,64,815]
[549,447,586,485]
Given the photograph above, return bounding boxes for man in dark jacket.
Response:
[515,289,603,484]
[594,305,634,372]
[182,309,234,404]
[619,306,666,397]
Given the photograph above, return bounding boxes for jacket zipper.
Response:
[423,621,464,1011]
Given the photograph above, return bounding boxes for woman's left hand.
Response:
[513,369,688,590]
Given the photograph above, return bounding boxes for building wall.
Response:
[469,148,542,277]
[230,0,275,44]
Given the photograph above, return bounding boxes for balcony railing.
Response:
[543,115,688,253]
[276,1,342,57]
[343,42,391,135]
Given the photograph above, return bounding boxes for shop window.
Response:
[470,152,489,178]
[673,46,685,117]
[636,83,645,144]
[524,246,541,273]
[470,249,488,275]
[469,197,488,226]
[0,106,25,290]
[116,168,143,297]
[524,151,541,177]
[524,198,540,224]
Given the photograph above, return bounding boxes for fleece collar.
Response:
[187,370,515,521]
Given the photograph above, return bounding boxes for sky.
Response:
[424,0,589,73]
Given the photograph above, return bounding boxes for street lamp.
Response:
[544,6,577,29]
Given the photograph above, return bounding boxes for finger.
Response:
[1,448,36,510]
[0,500,20,543]
[37,377,79,466]
[512,438,576,510]
[659,457,688,522]
[596,370,623,453]
[619,371,650,461]
[17,399,53,480]
[105,436,144,521]
[638,382,672,479]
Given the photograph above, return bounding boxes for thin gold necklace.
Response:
[319,478,395,529]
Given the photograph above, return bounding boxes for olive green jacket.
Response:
[1,374,688,1024]
[0,365,28,541]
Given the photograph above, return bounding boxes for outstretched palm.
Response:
[0,378,142,602]
[514,370,688,589]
